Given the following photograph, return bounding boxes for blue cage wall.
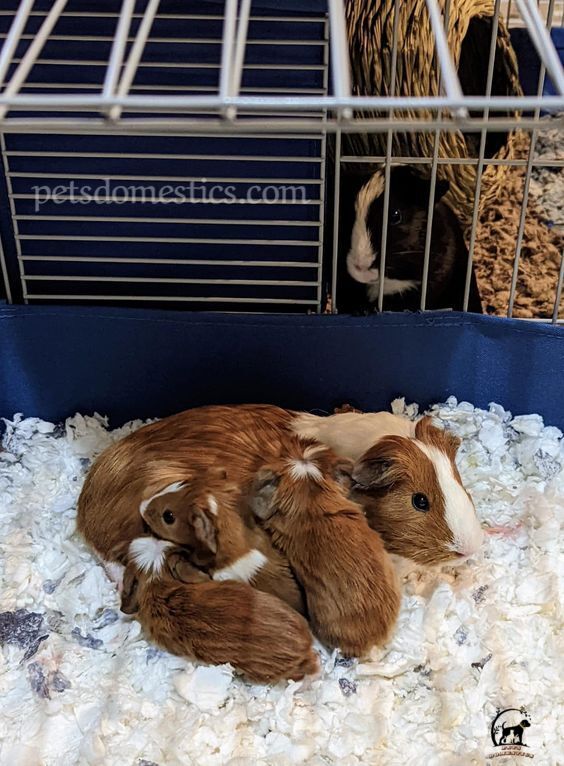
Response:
[0,2,563,431]
[1,306,563,430]
[0,0,329,310]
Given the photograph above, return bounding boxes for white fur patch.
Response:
[207,495,218,515]
[347,171,384,285]
[416,443,484,558]
[355,171,385,218]
[288,459,323,482]
[212,549,267,583]
[139,480,187,517]
[367,278,420,300]
[129,537,173,575]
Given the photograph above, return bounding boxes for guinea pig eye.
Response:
[389,208,402,226]
[412,493,429,512]
[162,509,175,525]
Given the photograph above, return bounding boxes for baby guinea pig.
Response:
[121,541,211,613]
[291,412,484,566]
[249,440,401,657]
[343,165,483,313]
[139,468,305,615]
[119,551,319,685]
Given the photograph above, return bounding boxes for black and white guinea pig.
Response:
[337,166,483,314]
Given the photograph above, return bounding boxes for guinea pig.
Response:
[340,165,483,313]
[249,440,401,657]
[291,411,483,566]
[76,404,295,570]
[139,468,305,614]
[77,403,481,577]
[350,417,483,566]
[119,550,319,685]
[121,539,211,607]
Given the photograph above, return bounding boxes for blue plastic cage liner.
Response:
[1,305,563,430]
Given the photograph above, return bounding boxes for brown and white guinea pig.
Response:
[137,468,305,614]
[119,552,319,685]
[78,403,482,573]
[248,440,401,657]
[76,404,294,570]
[339,165,483,313]
[292,410,483,566]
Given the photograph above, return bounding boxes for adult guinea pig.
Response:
[76,404,293,568]
[78,404,482,570]
[340,165,483,313]
[291,411,483,566]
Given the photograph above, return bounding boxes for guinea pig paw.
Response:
[102,562,125,592]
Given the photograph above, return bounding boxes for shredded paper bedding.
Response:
[0,398,562,766]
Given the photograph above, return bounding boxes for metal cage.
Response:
[0,0,562,319]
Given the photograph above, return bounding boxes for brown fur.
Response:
[142,470,305,614]
[121,560,318,684]
[291,409,482,564]
[249,439,401,657]
[351,416,470,566]
[415,417,461,461]
[77,405,474,574]
[77,404,295,564]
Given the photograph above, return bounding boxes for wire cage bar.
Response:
[0,1,563,126]
[0,0,562,320]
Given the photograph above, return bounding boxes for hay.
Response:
[472,131,564,319]
[343,1,563,317]
[344,0,522,223]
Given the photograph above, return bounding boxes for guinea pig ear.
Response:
[192,508,218,555]
[414,415,436,439]
[120,564,141,615]
[442,431,461,460]
[352,457,396,489]
[352,436,407,489]
[249,468,280,520]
